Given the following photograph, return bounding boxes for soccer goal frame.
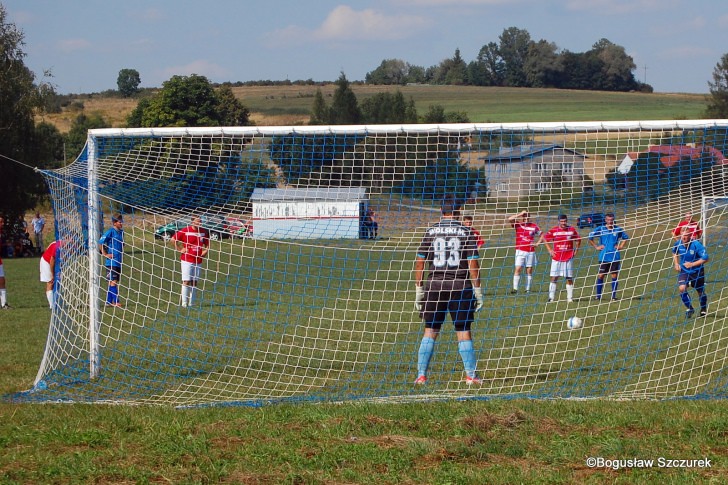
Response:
[701,195,728,247]
[9,119,728,406]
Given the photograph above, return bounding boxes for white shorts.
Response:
[40,259,53,282]
[515,250,537,268]
[550,260,574,278]
[181,261,202,282]
[0,263,4,278]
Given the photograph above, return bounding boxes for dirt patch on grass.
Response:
[461,410,528,433]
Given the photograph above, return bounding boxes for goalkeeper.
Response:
[413,195,483,386]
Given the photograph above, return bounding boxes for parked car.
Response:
[224,217,253,238]
[577,212,605,229]
[154,216,229,241]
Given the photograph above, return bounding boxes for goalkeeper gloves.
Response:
[415,285,425,311]
[473,287,484,312]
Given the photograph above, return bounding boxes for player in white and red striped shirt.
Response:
[171,215,209,307]
[508,210,541,293]
[540,214,581,303]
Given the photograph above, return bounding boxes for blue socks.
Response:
[458,340,476,378]
[611,279,618,299]
[417,337,435,377]
[681,291,692,309]
[106,285,119,304]
[596,278,604,298]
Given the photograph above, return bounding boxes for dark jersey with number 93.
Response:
[417,219,480,281]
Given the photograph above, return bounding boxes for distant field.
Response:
[38,85,708,133]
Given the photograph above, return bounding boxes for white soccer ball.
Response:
[567,316,583,330]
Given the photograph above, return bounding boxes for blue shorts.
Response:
[106,266,121,282]
[598,261,621,275]
[678,268,705,291]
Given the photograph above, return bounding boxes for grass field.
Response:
[9,106,727,482]
[2,211,727,482]
[37,85,709,132]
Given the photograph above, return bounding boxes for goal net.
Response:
[8,120,728,406]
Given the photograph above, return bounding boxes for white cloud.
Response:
[265,5,430,46]
[565,0,679,15]
[393,0,513,5]
[160,60,230,80]
[658,46,712,60]
[57,38,92,53]
[138,8,165,22]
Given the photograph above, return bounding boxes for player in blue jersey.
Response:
[98,213,124,307]
[672,226,709,318]
[413,196,484,386]
[587,213,629,301]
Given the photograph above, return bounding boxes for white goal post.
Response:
[8,119,728,406]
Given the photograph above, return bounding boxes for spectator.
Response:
[362,206,379,240]
[31,212,46,254]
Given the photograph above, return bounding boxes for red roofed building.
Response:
[618,145,727,174]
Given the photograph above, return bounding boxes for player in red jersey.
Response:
[671,211,702,241]
[0,216,7,309]
[462,215,485,248]
[171,215,209,307]
[40,240,61,308]
[539,214,581,303]
[507,210,541,294]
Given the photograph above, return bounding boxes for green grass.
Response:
[235,84,708,123]
[1,225,727,482]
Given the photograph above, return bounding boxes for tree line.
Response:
[3,3,728,221]
[365,27,650,92]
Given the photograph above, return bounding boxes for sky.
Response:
[4,0,728,95]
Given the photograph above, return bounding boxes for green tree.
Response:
[329,73,361,124]
[499,27,532,87]
[215,85,251,126]
[64,113,110,161]
[524,40,561,88]
[117,68,141,97]
[473,41,505,86]
[126,74,252,127]
[422,104,446,123]
[0,5,56,220]
[365,59,408,85]
[705,53,728,118]
[590,39,638,91]
[360,91,418,124]
[429,49,468,85]
[309,89,329,125]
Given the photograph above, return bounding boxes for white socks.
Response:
[46,290,54,308]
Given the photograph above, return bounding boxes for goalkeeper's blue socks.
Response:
[417,337,435,377]
[611,279,618,299]
[595,277,604,298]
[458,339,477,378]
[681,291,692,309]
[106,285,119,305]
